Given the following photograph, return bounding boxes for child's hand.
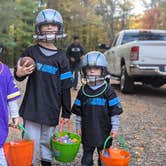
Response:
[12,117,21,128]
[110,131,118,139]
[60,118,71,131]
[70,57,75,62]
[16,59,35,77]
[60,117,69,125]
[76,129,81,136]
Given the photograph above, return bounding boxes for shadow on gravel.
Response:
[111,83,166,98]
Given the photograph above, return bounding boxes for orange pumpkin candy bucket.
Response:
[3,124,34,166]
[100,135,130,166]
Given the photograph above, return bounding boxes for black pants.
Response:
[81,140,112,166]
[70,63,80,88]
[41,160,51,166]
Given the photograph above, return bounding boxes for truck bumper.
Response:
[129,64,166,76]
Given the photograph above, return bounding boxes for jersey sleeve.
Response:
[60,53,72,90]
[106,85,123,116]
[61,88,71,119]
[6,65,21,102]
[71,89,82,116]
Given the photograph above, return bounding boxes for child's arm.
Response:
[76,115,82,135]
[71,89,82,135]
[59,53,73,123]
[61,88,71,123]
[106,85,123,139]
[8,100,20,127]
[110,115,120,139]
[5,65,21,127]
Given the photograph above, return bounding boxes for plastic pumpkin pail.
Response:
[100,136,130,166]
[3,124,34,166]
[4,140,34,166]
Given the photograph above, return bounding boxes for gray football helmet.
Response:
[81,51,109,84]
[34,9,64,42]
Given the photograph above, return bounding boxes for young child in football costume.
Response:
[14,9,72,166]
[71,51,123,166]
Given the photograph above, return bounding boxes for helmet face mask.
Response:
[35,32,57,42]
[81,66,108,85]
[34,9,64,42]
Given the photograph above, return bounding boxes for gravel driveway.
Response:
[8,79,166,166]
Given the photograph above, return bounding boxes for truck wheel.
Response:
[120,66,134,93]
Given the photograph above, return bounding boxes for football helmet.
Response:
[34,9,64,42]
[81,51,110,84]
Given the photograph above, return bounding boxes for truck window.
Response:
[122,32,166,44]
[139,32,166,41]
[112,35,119,47]
[122,33,139,44]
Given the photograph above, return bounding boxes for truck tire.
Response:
[120,66,134,93]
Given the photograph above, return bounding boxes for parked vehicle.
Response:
[104,29,166,93]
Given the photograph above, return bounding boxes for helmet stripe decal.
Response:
[95,53,101,64]
[42,11,46,20]
[52,11,57,21]
[87,54,89,65]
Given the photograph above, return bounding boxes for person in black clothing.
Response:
[14,9,72,166]
[71,51,123,166]
[66,36,84,90]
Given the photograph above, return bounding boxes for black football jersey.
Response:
[72,83,123,146]
[16,44,72,126]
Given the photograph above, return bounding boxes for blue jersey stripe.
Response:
[109,97,120,106]
[89,98,106,106]
[74,99,81,106]
[60,71,72,80]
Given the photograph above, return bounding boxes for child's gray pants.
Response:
[23,120,56,164]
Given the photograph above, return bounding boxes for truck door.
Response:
[108,35,119,75]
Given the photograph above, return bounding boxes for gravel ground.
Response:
[7,78,166,166]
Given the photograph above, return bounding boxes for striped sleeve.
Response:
[71,89,82,116]
[111,115,120,131]
[60,53,72,90]
[6,66,21,102]
[106,85,123,116]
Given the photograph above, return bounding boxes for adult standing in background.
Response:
[66,36,84,90]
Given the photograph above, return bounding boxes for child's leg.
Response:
[23,120,41,165]
[81,144,95,166]
[73,69,79,89]
[40,124,56,164]
[0,147,8,166]
[97,140,112,166]
[97,147,104,166]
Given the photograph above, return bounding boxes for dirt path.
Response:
[8,80,166,166]
[113,82,166,166]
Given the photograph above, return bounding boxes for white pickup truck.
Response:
[104,29,166,93]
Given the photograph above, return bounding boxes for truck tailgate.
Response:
[138,41,166,64]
